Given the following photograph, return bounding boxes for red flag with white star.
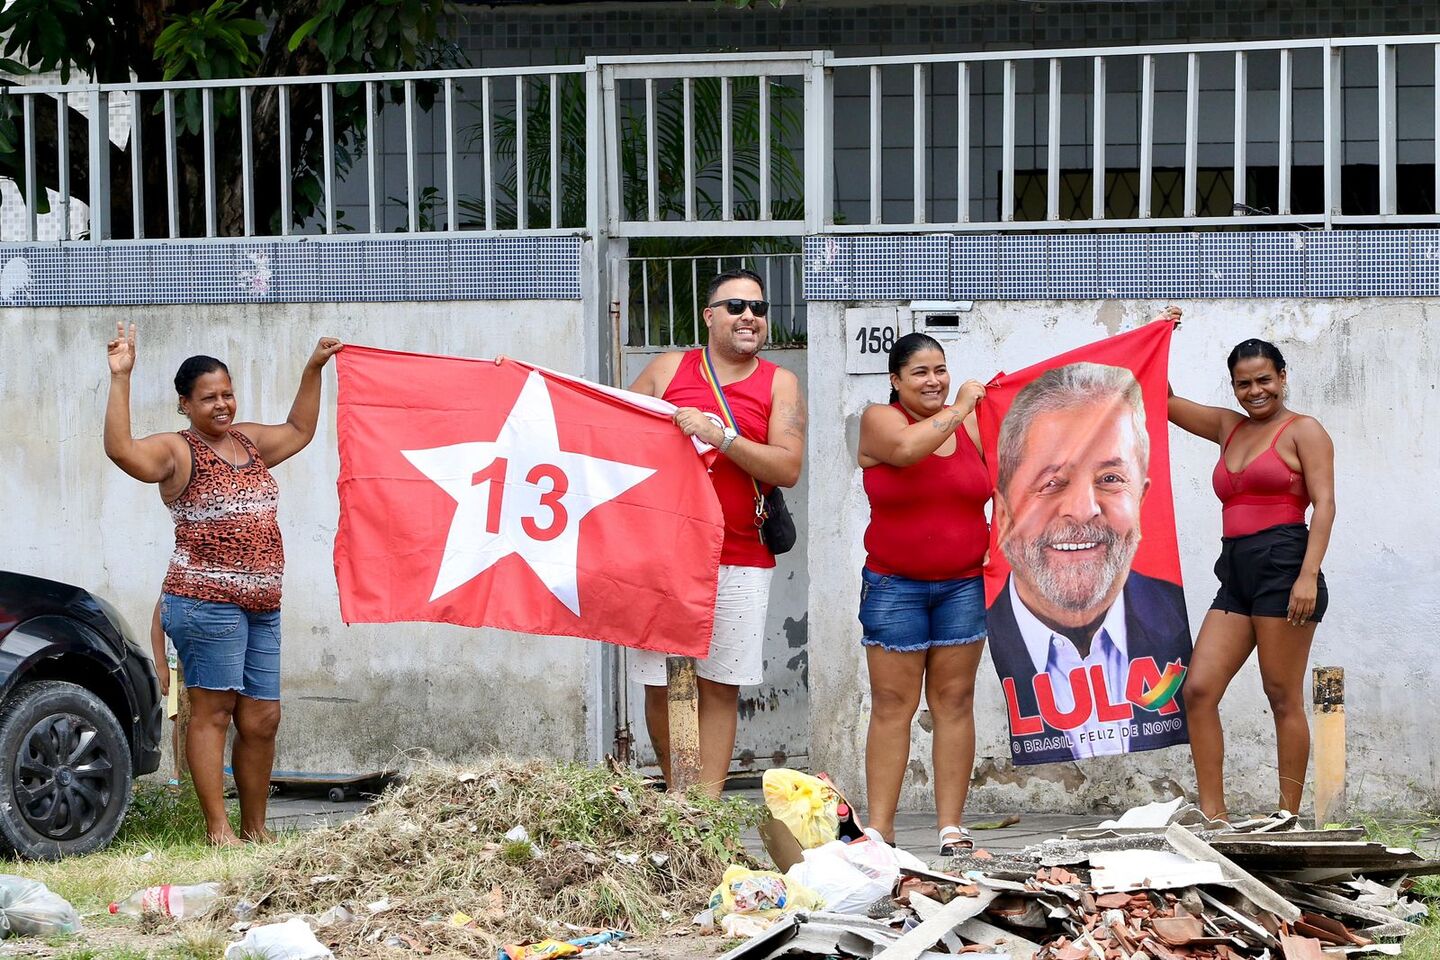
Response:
[333,346,723,657]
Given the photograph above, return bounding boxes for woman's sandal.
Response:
[938,825,974,857]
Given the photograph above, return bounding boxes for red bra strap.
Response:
[1268,416,1301,449]
[1221,420,1245,451]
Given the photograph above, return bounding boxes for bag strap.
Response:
[699,348,768,526]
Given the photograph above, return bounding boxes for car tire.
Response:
[0,680,133,859]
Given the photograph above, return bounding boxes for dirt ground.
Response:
[0,919,737,959]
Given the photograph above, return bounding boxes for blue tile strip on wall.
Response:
[803,230,1440,301]
[0,235,582,307]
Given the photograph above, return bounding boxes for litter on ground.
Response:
[83,759,1429,960]
[716,792,1437,960]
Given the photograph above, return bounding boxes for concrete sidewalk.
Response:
[727,786,1104,862]
[266,793,372,833]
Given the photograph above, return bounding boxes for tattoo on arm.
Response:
[931,411,963,433]
[781,396,807,442]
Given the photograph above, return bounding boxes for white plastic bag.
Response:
[854,828,927,874]
[0,875,80,937]
[785,849,890,914]
[224,918,333,960]
[783,830,930,915]
[720,913,778,938]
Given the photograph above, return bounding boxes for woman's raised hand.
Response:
[1157,305,1183,326]
[308,336,344,368]
[107,321,137,377]
[955,379,986,409]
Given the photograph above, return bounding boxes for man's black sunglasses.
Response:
[707,298,770,318]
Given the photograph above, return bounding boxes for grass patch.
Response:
[115,779,238,848]
[0,778,274,919]
[1355,815,1440,960]
[158,927,232,960]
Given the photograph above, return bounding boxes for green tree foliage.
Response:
[0,0,462,236]
[475,73,805,344]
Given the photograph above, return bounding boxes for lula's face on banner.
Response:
[999,399,1149,627]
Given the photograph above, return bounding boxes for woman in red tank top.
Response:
[1167,320,1335,821]
[858,333,990,855]
[104,322,342,846]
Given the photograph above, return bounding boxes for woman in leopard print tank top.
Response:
[104,322,342,846]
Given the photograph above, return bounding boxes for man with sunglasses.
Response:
[628,268,807,797]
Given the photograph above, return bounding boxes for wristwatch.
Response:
[718,426,739,454]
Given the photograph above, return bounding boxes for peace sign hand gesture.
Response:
[108,322,137,377]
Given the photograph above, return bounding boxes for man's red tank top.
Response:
[863,404,990,580]
[663,350,778,569]
[162,430,285,610]
[1212,416,1311,538]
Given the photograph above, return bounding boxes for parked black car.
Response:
[0,571,163,858]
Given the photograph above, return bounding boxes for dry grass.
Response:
[230,757,761,956]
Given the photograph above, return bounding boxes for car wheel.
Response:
[0,680,133,859]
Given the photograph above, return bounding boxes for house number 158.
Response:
[854,326,896,354]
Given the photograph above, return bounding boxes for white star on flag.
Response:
[402,370,656,613]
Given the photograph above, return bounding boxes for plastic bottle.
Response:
[834,800,866,841]
[108,882,222,918]
[816,771,866,841]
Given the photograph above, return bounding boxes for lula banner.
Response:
[333,346,725,657]
[976,320,1191,765]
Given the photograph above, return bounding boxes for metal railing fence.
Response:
[623,252,805,349]
[1,65,587,242]
[8,38,1440,241]
[826,34,1440,231]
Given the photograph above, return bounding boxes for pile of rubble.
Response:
[721,801,1437,960]
[231,758,760,955]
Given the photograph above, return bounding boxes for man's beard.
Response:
[1002,519,1140,614]
[729,332,764,355]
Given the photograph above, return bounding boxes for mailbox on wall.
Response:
[908,302,974,343]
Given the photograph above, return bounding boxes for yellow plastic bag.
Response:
[762,768,840,849]
[707,865,824,918]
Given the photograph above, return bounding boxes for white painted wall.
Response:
[807,297,1440,816]
[2,299,605,772]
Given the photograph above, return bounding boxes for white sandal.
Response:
[938,824,974,857]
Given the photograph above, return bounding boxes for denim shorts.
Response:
[858,568,987,652]
[160,594,282,701]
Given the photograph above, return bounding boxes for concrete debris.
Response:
[720,804,1437,960]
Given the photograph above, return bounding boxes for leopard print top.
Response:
[162,429,284,611]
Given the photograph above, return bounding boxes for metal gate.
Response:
[586,52,822,777]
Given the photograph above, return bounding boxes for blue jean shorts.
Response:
[858,568,987,652]
[160,594,282,701]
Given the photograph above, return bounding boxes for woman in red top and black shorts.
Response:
[859,333,989,855]
[1168,327,1335,821]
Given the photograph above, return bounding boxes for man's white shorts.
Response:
[628,565,774,687]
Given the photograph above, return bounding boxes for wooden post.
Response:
[665,655,701,793]
[1313,665,1345,826]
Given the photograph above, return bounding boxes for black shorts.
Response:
[1211,523,1329,621]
